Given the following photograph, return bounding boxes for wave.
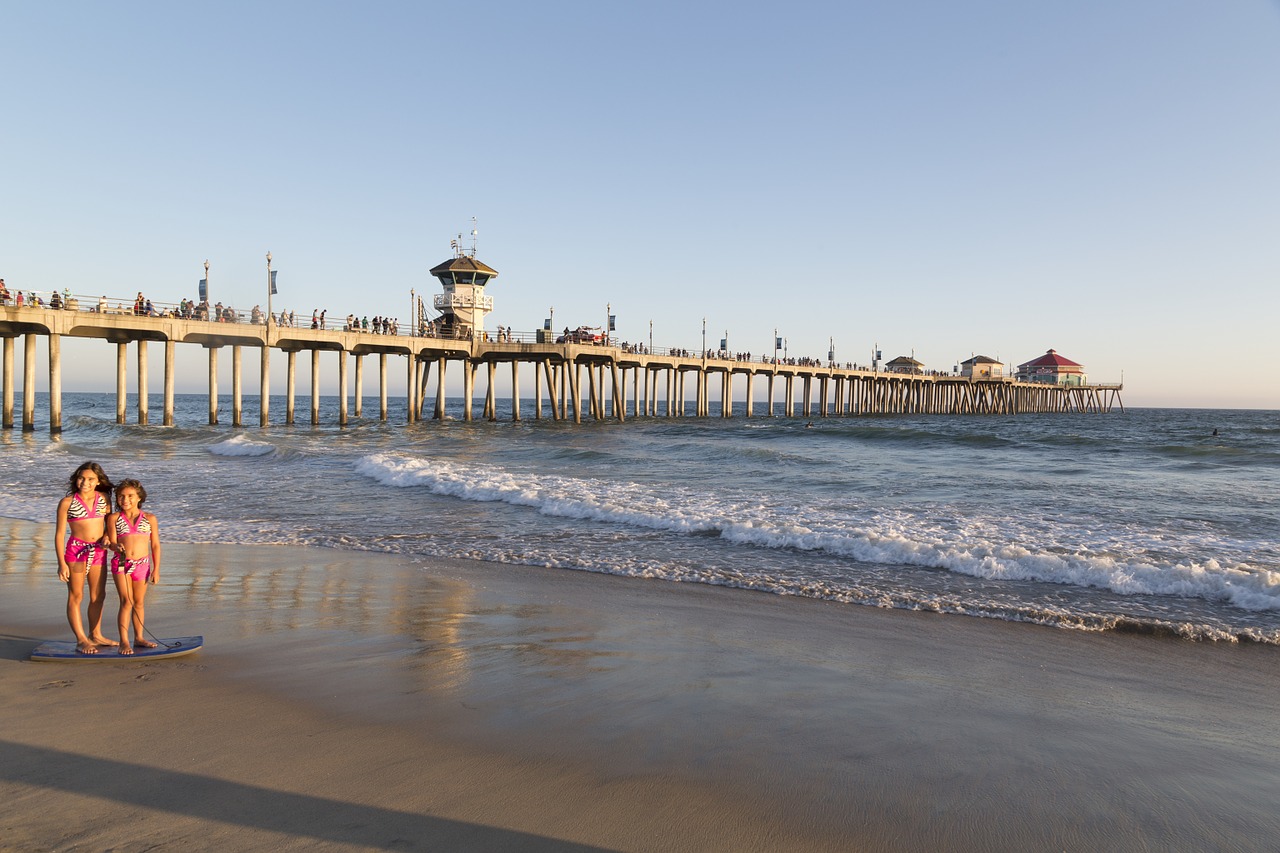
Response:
[823,422,1013,447]
[207,435,275,457]
[299,522,1280,645]
[1150,444,1280,468]
[355,453,1280,616]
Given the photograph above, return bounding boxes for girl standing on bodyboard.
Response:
[53,461,117,654]
[106,479,162,655]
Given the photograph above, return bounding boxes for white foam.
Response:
[356,452,1280,614]
[208,435,275,457]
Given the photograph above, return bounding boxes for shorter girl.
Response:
[106,479,162,655]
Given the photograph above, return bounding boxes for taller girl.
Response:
[54,461,116,654]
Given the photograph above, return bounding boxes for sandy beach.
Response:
[2,515,1278,851]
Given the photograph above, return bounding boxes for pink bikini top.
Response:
[66,492,109,520]
[114,512,153,536]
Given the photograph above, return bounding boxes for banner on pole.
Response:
[270,270,278,295]
[199,279,207,301]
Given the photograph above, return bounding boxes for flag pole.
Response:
[265,252,274,339]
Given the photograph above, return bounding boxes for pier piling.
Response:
[2,304,1123,433]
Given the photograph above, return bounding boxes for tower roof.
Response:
[430,256,498,277]
[1018,348,1082,369]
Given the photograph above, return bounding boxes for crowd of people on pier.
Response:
[0,279,54,309]
[5,281,869,369]
[342,314,398,335]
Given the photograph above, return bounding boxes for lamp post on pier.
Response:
[266,252,274,334]
[261,252,274,427]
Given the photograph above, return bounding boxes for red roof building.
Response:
[1015,349,1086,385]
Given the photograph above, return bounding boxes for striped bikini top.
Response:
[115,512,153,536]
[66,491,109,520]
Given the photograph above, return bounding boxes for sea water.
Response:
[3,394,1277,642]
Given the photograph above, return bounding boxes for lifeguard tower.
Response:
[429,229,497,339]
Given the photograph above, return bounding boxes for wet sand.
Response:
[2,516,1279,851]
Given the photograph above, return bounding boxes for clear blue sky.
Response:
[4,1,1278,408]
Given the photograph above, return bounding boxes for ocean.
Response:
[4,393,1278,643]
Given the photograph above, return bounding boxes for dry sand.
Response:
[2,516,1279,851]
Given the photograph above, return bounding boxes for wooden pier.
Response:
[1,303,1123,433]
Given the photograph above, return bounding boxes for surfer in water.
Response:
[106,479,162,655]
[54,461,118,654]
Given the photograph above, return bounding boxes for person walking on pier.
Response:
[53,462,118,654]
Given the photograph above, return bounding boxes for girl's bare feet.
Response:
[135,638,159,649]
[118,643,134,656]
[75,640,99,655]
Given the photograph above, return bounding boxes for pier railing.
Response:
[0,291,883,369]
[2,297,1125,432]
[3,291,1018,376]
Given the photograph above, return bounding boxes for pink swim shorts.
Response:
[64,537,106,568]
[111,555,152,582]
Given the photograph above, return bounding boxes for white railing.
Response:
[3,289,1118,381]
[0,289,415,334]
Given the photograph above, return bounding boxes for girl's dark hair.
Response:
[66,461,113,497]
[115,479,148,507]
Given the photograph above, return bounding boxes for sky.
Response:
[3,0,1278,409]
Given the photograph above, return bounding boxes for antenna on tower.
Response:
[470,216,478,257]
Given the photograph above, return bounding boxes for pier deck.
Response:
[2,304,1123,433]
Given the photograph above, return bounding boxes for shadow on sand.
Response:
[1,740,613,851]
[1,634,47,662]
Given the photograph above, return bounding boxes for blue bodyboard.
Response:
[29,636,203,662]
